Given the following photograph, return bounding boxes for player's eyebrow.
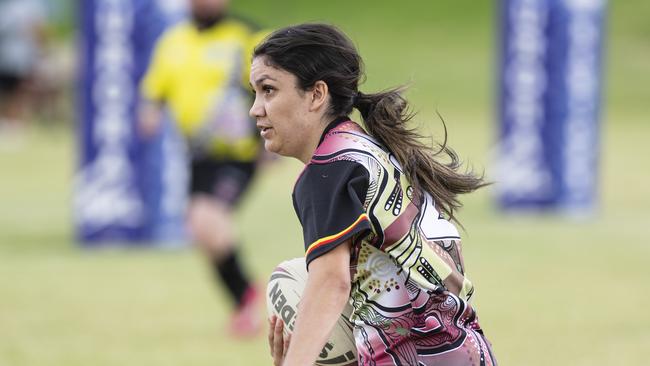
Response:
[253,75,277,85]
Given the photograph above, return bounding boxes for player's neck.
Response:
[191,13,225,31]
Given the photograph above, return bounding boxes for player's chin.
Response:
[264,140,281,155]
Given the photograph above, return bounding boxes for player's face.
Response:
[189,0,229,16]
[249,56,323,162]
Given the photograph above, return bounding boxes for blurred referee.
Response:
[138,0,266,337]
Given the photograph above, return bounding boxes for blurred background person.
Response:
[0,0,47,140]
[138,0,267,338]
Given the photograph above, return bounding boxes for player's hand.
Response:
[268,315,291,366]
[138,101,163,139]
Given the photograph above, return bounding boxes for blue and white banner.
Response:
[75,0,187,244]
[497,0,606,214]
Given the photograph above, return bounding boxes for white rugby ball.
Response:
[266,257,358,366]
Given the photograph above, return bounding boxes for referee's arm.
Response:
[137,99,165,139]
[138,30,172,139]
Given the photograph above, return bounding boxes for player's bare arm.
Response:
[273,240,352,366]
[137,99,164,138]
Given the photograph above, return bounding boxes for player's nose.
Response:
[249,96,265,118]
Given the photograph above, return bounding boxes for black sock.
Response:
[214,249,250,306]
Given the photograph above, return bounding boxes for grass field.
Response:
[1,1,649,365]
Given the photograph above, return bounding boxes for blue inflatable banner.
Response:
[75,0,187,244]
[497,0,606,214]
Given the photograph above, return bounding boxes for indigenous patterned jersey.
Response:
[293,118,497,366]
[141,17,267,161]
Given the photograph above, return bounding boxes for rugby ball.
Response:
[266,257,358,366]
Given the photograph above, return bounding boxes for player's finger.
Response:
[272,318,285,365]
[283,332,291,357]
[268,316,276,356]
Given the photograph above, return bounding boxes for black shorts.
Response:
[0,73,23,95]
[189,158,256,207]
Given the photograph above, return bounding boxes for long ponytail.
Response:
[355,88,487,224]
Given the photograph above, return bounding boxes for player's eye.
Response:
[262,85,275,95]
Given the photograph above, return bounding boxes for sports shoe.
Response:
[229,285,263,338]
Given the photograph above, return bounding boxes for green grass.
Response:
[1,1,649,365]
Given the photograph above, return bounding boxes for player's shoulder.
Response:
[157,21,195,46]
[295,159,369,199]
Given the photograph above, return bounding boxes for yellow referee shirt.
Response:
[141,16,267,161]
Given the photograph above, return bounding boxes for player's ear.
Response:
[308,80,329,112]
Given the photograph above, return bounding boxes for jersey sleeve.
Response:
[293,160,372,269]
[140,30,173,102]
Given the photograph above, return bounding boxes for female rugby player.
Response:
[250,24,497,365]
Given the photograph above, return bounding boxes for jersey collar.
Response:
[317,116,350,147]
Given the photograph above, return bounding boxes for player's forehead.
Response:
[250,56,295,86]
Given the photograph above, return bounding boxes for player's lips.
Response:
[257,123,273,138]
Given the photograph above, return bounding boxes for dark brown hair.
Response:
[253,23,486,223]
